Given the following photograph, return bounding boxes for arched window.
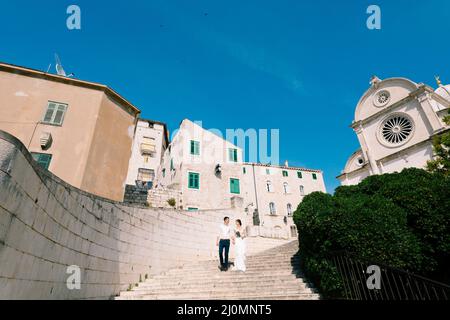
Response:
[299,185,305,196]
[287,203,293,216]
[283,182,290,194]
[266,180,273,192]
[269,202,276,215]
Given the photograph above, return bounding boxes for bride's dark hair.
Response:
[236,219,242,226]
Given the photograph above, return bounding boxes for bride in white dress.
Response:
[232,219,246,272]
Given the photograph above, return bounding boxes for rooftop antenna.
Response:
[54,54,74,77]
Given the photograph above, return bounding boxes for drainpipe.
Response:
[27,122,40,149]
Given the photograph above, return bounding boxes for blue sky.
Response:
[1,0,450,192]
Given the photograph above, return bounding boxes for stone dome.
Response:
[435,85,450,101]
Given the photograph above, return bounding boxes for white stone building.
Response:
[338,76,450,186]
[149,119,326,238]
[125,118,169,188]
[153,119,244,211]
[241,162,326,238]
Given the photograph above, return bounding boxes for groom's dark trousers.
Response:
[219,239,230,268]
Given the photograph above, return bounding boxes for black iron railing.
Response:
[330,251,450,300]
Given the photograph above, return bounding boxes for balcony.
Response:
[140,143,156,155]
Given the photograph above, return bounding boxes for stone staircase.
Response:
[115,240,320,300]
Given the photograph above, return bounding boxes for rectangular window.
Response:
[162,168,166,178]
[297,171,303,179]
[187,207,199,212]
[230,178,240,194]
[243,167,246,174]
[228,148,238,162]
[188,172,200,189]
[190,140,200,155]
[312,173,317,180]
[42,102,68,126]
[266,168,271,175]
[170,158,175,171]
[282,170,288,177]
[31,153,52,170]
[137,168,155,182]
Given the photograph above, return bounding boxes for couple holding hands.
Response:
[216,216,246,272]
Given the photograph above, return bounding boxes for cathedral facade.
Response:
[338,76,450,186]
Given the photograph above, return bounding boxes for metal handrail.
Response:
[329,251,450,300]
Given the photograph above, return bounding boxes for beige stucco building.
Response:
[338,76,450,185]
[0,62,140,201]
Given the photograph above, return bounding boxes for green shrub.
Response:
[294,168,450,298]
[167,198,176,207]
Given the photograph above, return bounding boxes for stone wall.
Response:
[0,130,241,299]
[123,184,149,206]
[147,187,182,209]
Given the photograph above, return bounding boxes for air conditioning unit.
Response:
[40,132,52,149]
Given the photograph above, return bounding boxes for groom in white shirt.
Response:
[216,216,234,271]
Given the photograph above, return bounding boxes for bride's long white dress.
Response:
[233,236,247,272]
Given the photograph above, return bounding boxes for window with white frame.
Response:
[42,101,68,126]
[269,202,276,215]
[266,180,273,192]
[299,185,305,196]
[287,203,293,216]
[283,182,290,194]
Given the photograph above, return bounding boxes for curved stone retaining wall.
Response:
[0,130,238,299]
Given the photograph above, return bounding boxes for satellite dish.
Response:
[55,54,66,76]
[54,54,74,77]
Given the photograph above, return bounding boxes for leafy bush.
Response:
[294,168,450,298]
[167,198,176,207]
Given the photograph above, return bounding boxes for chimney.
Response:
[284,160,289,167]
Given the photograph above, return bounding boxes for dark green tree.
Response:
[427,113,450,176]
[294,168,450,298]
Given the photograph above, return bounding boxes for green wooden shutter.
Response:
[229,148,238,162]
[188,172,199,189]
[190,141,200,155]
[31,153,52,170]
[230,178,240,194]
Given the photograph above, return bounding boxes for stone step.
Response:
[118,289,314,300]
[155,270,301,279]
[117,292,320,300]
[176,261,300,271]
[124,286,310,297]
[238,294,321,301]
[114,239,319,300]
[183,255,301,264]
[130,282,308,293]
[144,275,305,287]
[138,276,306,288]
